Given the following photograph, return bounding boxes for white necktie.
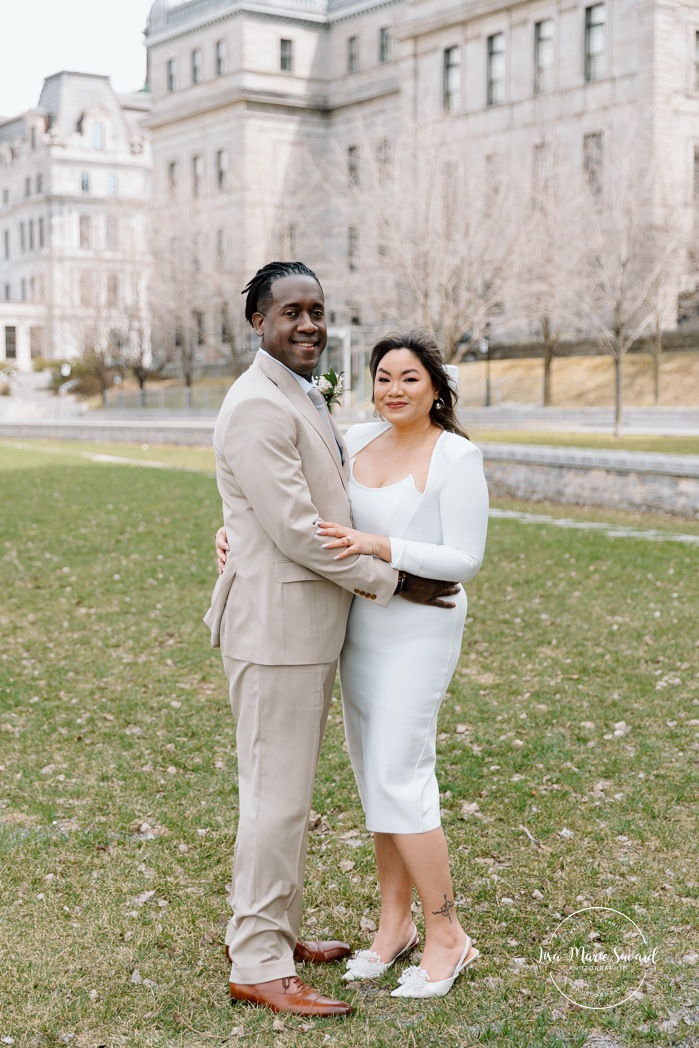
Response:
[307,385,342,461]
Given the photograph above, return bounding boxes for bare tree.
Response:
[150,197,251,400]
[513,144,587,406]
[575,164,680,436]
[310,119,523,361]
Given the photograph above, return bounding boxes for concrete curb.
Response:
[1,419,697,518]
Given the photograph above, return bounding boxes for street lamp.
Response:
[478,331,491,407]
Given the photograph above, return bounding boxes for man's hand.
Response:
[215,527,229,574]
[399,575,460,609]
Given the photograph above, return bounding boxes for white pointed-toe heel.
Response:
[342,923,420,982]
[390,936,479,998]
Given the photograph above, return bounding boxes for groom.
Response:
[205,261,457,1016]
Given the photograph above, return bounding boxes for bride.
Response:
[217,330,488,999]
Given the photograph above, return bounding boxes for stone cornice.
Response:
[147,3,328,48]
[328,0,402,27]
[146,0,403,45]
[142,84,330,127]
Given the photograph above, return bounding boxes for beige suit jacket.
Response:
[204,352,398,665]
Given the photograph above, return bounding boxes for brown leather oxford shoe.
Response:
[293,939,352,964]
[229,975,353,1016]
[225,939,351,965]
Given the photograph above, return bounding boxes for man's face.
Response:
[252,274,327,379]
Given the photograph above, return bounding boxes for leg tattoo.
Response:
[432,894,455,923]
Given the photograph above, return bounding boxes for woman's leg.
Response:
[362,833,416,961]
[390,826,469,981]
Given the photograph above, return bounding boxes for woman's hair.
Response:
[241,261,321,325]
[369,329,468,438]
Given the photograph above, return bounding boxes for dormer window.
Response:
[93,121,105,151]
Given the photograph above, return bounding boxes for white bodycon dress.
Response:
[339,422,489,834]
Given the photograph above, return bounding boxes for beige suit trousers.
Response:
[223,656,337,984]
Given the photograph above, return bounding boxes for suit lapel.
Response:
[254,354,349,488]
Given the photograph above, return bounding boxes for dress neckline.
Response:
[349,430,447,495]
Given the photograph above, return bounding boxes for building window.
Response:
[36,173,43,193]
[583,132,603,198]
[93,121,105,150]
[216,39,226,76]
[167,58,177,92]
[30,326,44,358]
[79,272,93,306]
[24,177,31,197]
[38,217,45,248]
[3,230,8,259]
[443,46,461,111]
[532,143,547,205]
[487,33,506,105]
[216,228,226,266]
[220,305,230,342]
[79,214,92,249]
[2,188,8,206]
[107,274,119,310]
[376,136,392,183]
[20,279,26,302]
[81,171,90,193]
[106,215,119,251]
[379,27,390,64]
[4,284,10,301]
[348,226,358,271]
[30,127,37,150]
[280,38,293,72]
[5,326,17,359]
[347,145,359,187]
[216,149,228,190]
[19,222,25,252]
[192,48,202,84]
[29,220,35,251]
[195,311,205,345]
[585,4,606,82]
[107,172,118,196]
[192,154,203,198]
[168,160,178,193]
[347,35,359,73]
[692,146,699,202]
[534,20,554,94]
[281,223,296,259]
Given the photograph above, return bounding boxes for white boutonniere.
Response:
[315,368,345,412]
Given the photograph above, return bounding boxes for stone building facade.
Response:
[142,0,699,352]
[0,72,151,369]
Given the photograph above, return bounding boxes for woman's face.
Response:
[373,348,438,426]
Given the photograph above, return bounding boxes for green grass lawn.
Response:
[0,442,697,1047]
[470,431,699,456]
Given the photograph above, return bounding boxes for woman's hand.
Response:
[316,521,390,562]
[215,527,229,574]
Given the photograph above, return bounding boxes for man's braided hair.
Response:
[241,261,322,326]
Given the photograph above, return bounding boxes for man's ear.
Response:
[252,312,264,337]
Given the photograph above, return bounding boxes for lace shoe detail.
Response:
[342,924,420,982]
[396,965,430,989]
[343,950,391,980]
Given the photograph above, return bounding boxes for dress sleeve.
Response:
[388,445,489,582]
